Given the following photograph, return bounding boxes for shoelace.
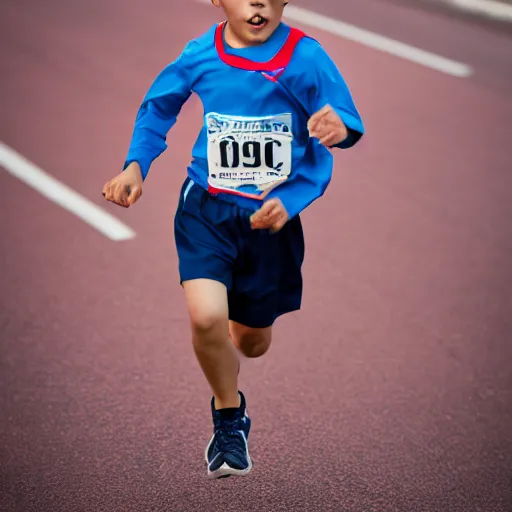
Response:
[213,420,245,455]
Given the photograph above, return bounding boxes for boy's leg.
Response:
[174,179,252,478]
[183,278,252,478]
[228,214,305,357]
[183,278,239,409]
[230,321,272,358]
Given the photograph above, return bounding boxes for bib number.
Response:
[206,112,293,199]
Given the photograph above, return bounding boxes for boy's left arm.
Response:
[307,46,365,150]
[252,42,364,232]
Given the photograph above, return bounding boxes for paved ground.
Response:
[385,0,512,33]
[1,0,511,511]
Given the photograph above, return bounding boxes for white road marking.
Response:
[195,0,473,78]
[0,142,136,242]
[448,0,512,21]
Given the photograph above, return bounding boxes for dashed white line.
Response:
[0,142,136,242]
[195,0,473,78]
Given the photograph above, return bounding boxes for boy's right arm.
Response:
[102,161,144,208]
[103,44,194,207]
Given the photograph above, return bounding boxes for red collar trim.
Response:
[214,21,306,72]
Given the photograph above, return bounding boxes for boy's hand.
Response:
[250,198,289,233]
[102,162,143,208]
[308,104,348,147]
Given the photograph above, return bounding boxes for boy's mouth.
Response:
[247,15,268,30]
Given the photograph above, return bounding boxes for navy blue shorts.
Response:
[174,178,305,328]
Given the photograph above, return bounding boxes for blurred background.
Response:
[1,0,511,510]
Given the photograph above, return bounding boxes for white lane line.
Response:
[195,0,473,78]
[448,0,512,21]
[283,5,473,77]
[0,142,136,242]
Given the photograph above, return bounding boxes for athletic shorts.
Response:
[174,177,305,328]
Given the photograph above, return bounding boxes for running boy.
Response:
[103,0,364,479]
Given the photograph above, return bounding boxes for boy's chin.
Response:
[244,31,272,45]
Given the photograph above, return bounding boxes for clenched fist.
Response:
[250,198,289,233]
[102,162,143,208]
[307,104,348,148]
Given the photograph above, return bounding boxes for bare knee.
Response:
[190,309,225,336]
[231,323,272,358]
[189,309,230,355]
[184,279,229,346]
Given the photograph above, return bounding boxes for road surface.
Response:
[1,0,511,510]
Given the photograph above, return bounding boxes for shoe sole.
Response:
[204,430,252,479]
[207,460,253,479]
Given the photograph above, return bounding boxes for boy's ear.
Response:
[211,0,221,6]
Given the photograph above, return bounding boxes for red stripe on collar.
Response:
[214,21,306,72]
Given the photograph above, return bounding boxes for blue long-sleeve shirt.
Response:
[124,22,364,219]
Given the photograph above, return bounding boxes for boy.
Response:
[103,0,364,479]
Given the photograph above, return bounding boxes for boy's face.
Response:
[212,0,288,47]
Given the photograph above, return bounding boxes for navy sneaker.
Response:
[205,391,252,479]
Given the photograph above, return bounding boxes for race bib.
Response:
[206,112,293,199]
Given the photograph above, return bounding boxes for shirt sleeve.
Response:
[308,41,365,149]
[269,140,334,220]
[123,45,194,180]
[270,40,364,219]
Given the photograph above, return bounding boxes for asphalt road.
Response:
[1,0,511,510]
